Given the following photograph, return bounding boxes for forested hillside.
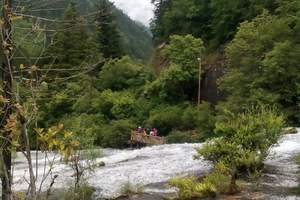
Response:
[151,0,300,122]
[17,0,153,61]
[1,0,300,199]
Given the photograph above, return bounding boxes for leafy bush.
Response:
[181,102,216,138]
[166,130,204,144]
[132,98,155,124]
[197,106,284,191]
[54,185,95,200]
[169,163,231,199]
[147,105,183,135]
[62,113,104,147]
[147,103,216,140]
[144,35,205,103]
[99,120,136,148]
[169,177,201,199]
[163,35,204,70]
[120,181,144,196]
[144,64,195,103]
[98,56,152,91]
[91,90,138,120]
[291,153,300,195]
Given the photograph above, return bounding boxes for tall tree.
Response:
[1,0,13,199]
[95,0,122,59]
[44,1,98,78]
[151,0,278,48]
[39,2,100,126]
[146,35,204,103]
[219,10,300,123]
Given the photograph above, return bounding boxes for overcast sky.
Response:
[110,0,154,26]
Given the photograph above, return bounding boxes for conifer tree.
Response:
[39,2,99,125]
[44,1,98,78]
[95,0,122,59]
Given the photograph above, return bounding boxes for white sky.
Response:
[110,0,154,26]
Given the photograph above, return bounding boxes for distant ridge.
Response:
[20,0,153,61]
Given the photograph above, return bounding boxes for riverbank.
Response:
[2,131,300,199]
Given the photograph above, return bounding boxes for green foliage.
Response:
[95,0,123,58]
[209,0,276,46]
[115,10,153,61]
[61,113,104,147]
[166,130,203,144]
[11,19,45,67]
[181,102,216,137]
[21,0,152,61]
[166,102,216,143]
[291,153,300,195]
[99,120,136,148]
[151,0,278,47]
[145,35,204,103]
[91,90,138,120]
[145,64,192,102]
[221,11,300,123]
[148,103,215,139]
[169,163,231,199]
[147,105,183,135]
[163,35,204,69]
[169,177,202,199]
[294,153,300,166]
[198,106,284,176]
[98,56,153,91]
[201,162,231,194]
[151,0,212,43]
[37,2,101,130]
[57,185,95,200]
[44,2,99,74]
[16,0,298,155]
[120,181,144,196]
[12,191,26,200]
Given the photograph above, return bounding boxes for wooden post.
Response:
[1,0,13,199]
[197,57,202,109]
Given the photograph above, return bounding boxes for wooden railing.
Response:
[130,131,165,145]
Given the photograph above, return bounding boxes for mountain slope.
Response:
[20,0,153,61]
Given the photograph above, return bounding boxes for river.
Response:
[3,130,300,199]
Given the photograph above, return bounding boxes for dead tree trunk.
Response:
[1,0,13,200]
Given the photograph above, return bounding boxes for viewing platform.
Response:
[130,131,166,146]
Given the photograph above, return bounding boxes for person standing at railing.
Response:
[151,128,158,136]
[137,126,143,134]
[150,129,155,136]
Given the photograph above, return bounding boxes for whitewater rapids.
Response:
[3,130,300,199]
[7,143,211,199]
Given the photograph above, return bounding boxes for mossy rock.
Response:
[97,161,105,167]
[283,127,298,135]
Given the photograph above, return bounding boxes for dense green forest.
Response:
[6,0,300,148]
[1,0,300,199]
[13,0,153,61]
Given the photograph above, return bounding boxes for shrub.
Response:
[169,177,200,199]
[181,102,216,138]
[291,153,300,195]
[120,181,144,196]
[98,56,152,91]
[99,120,136,148]
[91,90,138,120]
[62,113,104,147]
[56,185,95,200]
[147,105,183,135]
[169,163,231,199]
[166,130,204,143]
[197,106,284,192]
[148,103,216,140]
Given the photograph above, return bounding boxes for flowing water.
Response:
[3,131,300,199]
